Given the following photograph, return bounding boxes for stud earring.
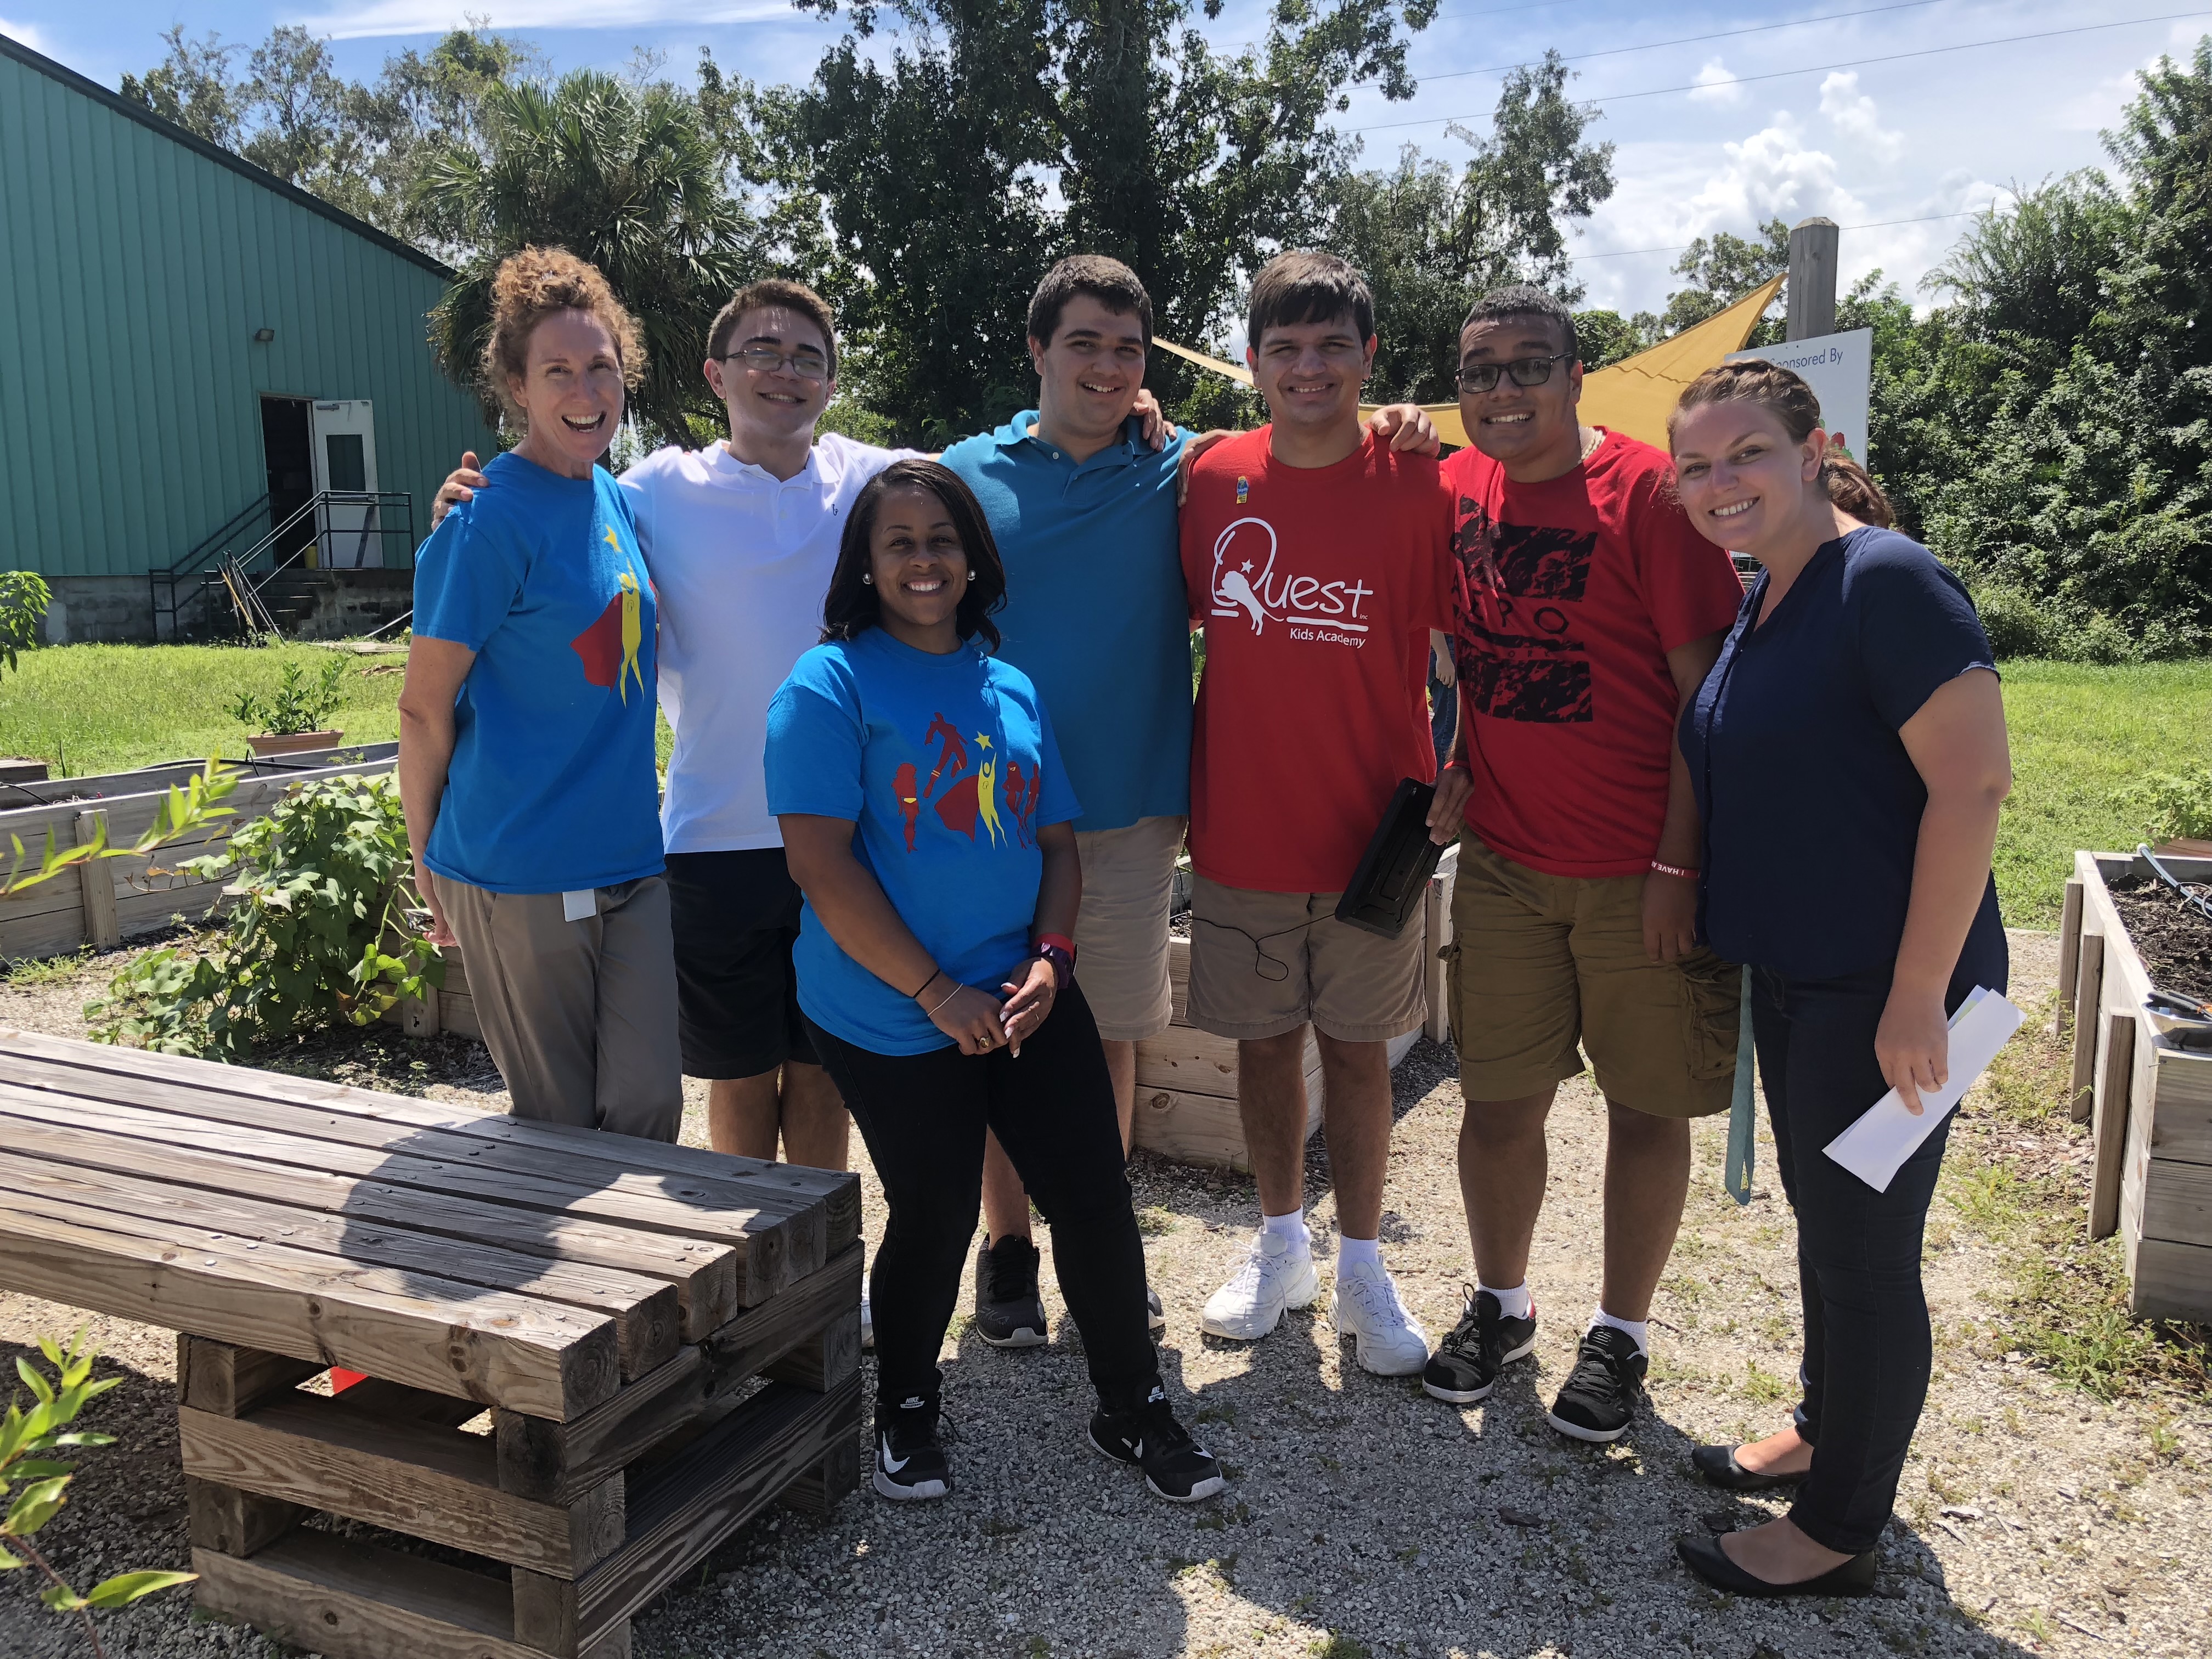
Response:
[967,570,976,581]
[862,573,873,584]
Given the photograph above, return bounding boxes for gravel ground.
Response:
[3,929,2208,1659]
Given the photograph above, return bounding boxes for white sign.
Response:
[1725,327,1874,464]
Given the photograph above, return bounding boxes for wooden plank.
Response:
[2129,1235,2212,1323]
[781,1431,864,1519]
[702,1243,866,1406]
[180,1395,625,1577]
[1137,1026,1319,1098]
[76,809,120,949]
[0,1084,792,1309]
[194,1532,546,1659]
[2089,1013,2136,1240]
[573,1376,862,1639]
[186,1475,304,1559]
[511,1568,635,1658]
[2069,930,2106,1124]
[178,1335,324,1416]
[2140,1157,2212,1251]
[761,1307,861,1394]
[2057,872,2085,1019]
[2,1109,738,1340]
[2149,1048,2212,1167]
[1133,1068,1324,1171]
[0,1189,615,1420]
[336,1377,493,1428]
[0,1154,680,1380]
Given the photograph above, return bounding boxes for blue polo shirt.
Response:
[941,412,1190,832]
[1680,526,2006,984]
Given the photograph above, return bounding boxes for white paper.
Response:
[1822,988,2023,1192]
[561,888,597,923]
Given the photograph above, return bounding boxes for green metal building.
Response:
[0,32,493,640]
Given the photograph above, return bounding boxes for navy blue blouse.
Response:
[1679,526,2007,982]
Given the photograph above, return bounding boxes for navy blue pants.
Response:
[807,981,1161,1418]
[1751,938,2006,1555]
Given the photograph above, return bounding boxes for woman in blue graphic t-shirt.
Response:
[1667,362,2012,1598]
[766,459,1221,1509]
[397,249,678,1141]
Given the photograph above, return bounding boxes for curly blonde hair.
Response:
[481,246,645,425]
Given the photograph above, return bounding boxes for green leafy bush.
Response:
[2134,765,2212,843]
[0,571,50,676]
[229,655,348,735]
[88,775,441,1058]
[3,1330,196,1658]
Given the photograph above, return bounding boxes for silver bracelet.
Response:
[923,980,962,1018]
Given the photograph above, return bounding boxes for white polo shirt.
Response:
[621,432,917,854]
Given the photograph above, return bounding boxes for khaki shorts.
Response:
[1187,875,1427,1043]
[1447,839,1739,1119]
[1072,815,1185,1041]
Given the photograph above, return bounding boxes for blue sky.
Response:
[4,0,2204,315]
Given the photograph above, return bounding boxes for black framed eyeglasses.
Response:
[723,345,830,380]
[1455,352,1575,393]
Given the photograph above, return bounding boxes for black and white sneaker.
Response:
[1546,1326,1648,1443]
[873,1395,951,1501]
[1146,1284,1166,1336]
[1088,1387,1226,1504]
[974,1234,1048,1347]
[1422,1286,1538,1404]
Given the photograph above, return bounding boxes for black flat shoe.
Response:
[1691,1442,1808,1492]
[1675,1531,1876,1598]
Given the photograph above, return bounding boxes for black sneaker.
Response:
[1422,1286,1537,1404]
[873,1395,951,1501]
[1546,1325,1648,1443]
[1088,1387,1225,1503]
[974,1234,1048,1347]
[1146,1285,1166,1336]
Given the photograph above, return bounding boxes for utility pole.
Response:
[1786,217,1839,341]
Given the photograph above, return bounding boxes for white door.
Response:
[310,400,381,568]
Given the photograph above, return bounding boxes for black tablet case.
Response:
[1334,777,1445,939]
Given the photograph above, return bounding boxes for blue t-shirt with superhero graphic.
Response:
[764,629,1080,1056]
[412,450,663,895]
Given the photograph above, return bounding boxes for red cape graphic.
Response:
[570,594,626,687]
[934,772,981,839]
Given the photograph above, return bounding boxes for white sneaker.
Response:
[1331,1259,1431,1376]
[860,1286,873,1351]
[1200,1230,1321,1340]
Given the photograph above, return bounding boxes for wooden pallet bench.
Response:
[0,1026,865,1659]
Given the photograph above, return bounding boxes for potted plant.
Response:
[230,657,349,757]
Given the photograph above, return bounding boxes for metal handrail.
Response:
[161,492,273,579]
[158,490,416,640]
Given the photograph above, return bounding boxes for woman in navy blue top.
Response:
[1668,363,2013,1597]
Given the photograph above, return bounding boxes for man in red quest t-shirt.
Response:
[1180,251,1457,1381]
[1417,284,1749,1446]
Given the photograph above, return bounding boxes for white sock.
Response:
[1336,1235,1380,1271]
[1479,1280,1533,1321]
[1262,1209,1309,1250]
[1591,1307,1650,1359]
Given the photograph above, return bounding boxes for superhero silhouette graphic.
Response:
[1002,761,1030,849]
[973,736,1006,848]
[569,527,649,702]
[894,762,922,851]
[923,714,967,798]
[1451,497,1596,724]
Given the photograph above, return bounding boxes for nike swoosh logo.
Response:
[881,1434,911,1474]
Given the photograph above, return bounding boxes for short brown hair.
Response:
[481,246,644,423]
[707,279,839,376]
[1248,250,1374,348]
[1028,255,1153,348]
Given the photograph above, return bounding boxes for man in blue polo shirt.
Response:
[943,255,1437,1348]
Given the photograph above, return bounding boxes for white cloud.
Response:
[0,15,51,53]
[290,0,797,40]
[1818,72,1904,166]
[1685,112,1868,233]
[1687,58,1744,108]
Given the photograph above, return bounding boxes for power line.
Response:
[1566,206,1992,263]
[1351,9,2212,133]
[1420,0,1964,86]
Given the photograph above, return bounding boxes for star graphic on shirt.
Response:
[975,733,993,751]
[1240,560,1255,573]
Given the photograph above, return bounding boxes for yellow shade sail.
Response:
[1156,273,1786,451]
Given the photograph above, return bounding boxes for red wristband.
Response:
[1035,932,1077,960]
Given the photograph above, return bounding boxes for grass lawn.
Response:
[2,645,2202,927]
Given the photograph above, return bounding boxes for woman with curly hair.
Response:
[397,246,680,1139]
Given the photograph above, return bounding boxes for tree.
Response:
[1323,51,1616,402]
[413,70,764,448]
[119,26,243,150]
[1644,217,1789,342]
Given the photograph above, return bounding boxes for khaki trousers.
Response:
[437,874,684,1142]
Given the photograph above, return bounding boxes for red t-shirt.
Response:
[1444,429,1745,879]
[1182,427,1454,893]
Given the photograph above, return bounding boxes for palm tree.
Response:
[414,70,760,448]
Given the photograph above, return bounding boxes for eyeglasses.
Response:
[1455,352,1575,393]
[722,346,830,380]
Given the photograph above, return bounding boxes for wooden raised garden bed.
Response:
[2059,849,2212,1323]
[0,744,397,962]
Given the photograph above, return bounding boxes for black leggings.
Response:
[1752,941,2005,1555]
[806,981,1161,1417]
